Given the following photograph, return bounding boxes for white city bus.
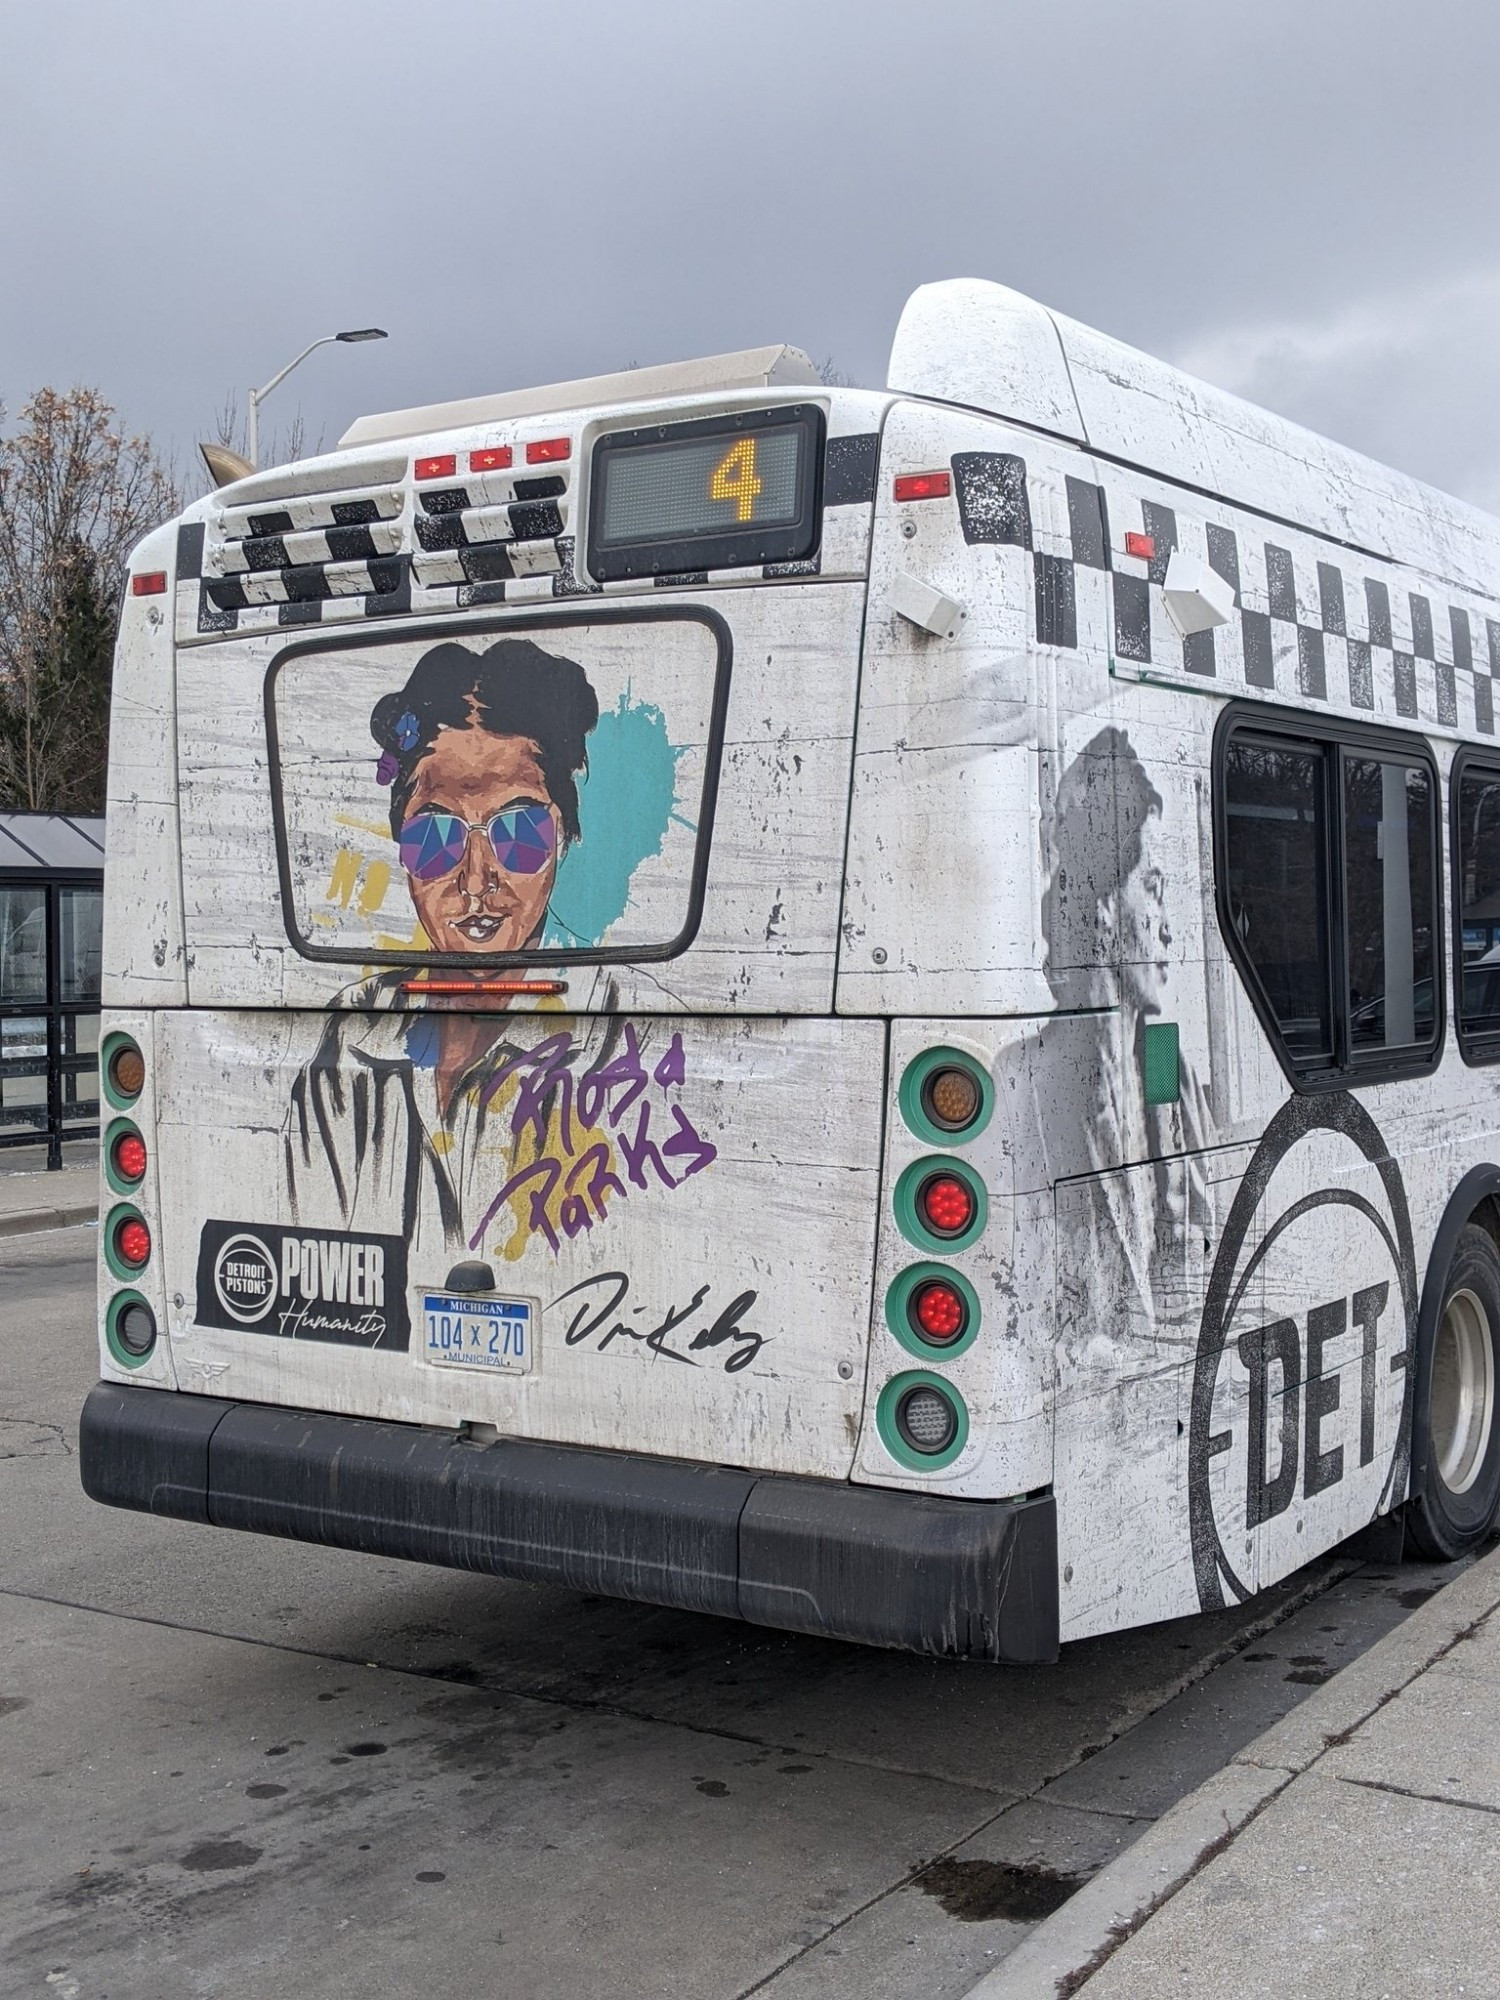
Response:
[81,280,1500,1661]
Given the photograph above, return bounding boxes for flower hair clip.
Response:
[375,710,421,787]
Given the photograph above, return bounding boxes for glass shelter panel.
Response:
[0,885,46,1003]
[59,886,102,1003]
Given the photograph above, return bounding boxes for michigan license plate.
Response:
[419,1293,535,1374]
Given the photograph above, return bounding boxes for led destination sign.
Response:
[587,404,823,581]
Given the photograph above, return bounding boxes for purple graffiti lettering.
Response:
[661,1103,717,1178]
[618,1098,678,1193]
[505,1033,578,1155]
[652,1033,686,1092]
[473,1027,717,1256]
[576,1024,650,1132]
[565,1141,626,1221]
[470,1155,562,1254]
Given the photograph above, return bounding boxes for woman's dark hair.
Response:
[1043,726,1163,983]
[371,638,600,843]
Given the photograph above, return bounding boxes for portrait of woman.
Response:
[372,636,600,958]
[1041,724,1216,1325]
[285,636,614,1252]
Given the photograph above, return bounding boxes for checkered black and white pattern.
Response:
[951,452,1499,741]
[177,428,882,642]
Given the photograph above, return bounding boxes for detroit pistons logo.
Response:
[1188,1093,1419,1612]
[213,1232,278,1324]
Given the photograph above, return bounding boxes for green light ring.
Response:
[893,1155,988,1253]
[105,1289,156,1369]
[897,1047,994,1147]
[875,1371,970,1472]
[103,1203,150,1283]
[884,1261,981,1361]
[103,1117,146,1196]
[100,1032,144,1110]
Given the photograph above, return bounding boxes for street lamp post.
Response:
[246,326,387,469]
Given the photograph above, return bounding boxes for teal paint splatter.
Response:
[544,692,687,948]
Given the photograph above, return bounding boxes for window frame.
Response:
[1213,702,1444,1092]
[1452,745,1500,1068]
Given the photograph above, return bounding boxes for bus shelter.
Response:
[0,815,104,1169]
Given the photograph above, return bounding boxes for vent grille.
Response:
[202,469,408,613]
[410,468,570,588]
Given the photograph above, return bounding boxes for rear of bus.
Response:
[79,348,1058,1663]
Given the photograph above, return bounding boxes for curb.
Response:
[964,1539,1500,1999]
[0,1204,97,1238]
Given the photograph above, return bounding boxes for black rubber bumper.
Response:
[79,1382,1058,1663]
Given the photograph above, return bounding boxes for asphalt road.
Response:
[0,1226,1469,2000]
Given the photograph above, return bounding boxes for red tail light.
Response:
[115,1217,152,1268]
[911,1279,967,1343]
[112,1131,148,1183]
[526,437,571,464]
[918,1173,975,1238]
[469,446,513,472]
[131,571,168,596]
[893,471,951,502]
[415,454,458,481]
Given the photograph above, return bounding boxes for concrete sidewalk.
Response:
[0,1160,98,1236]
[974,1539,1500,1998]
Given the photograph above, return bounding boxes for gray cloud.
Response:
[4,0,1499,504]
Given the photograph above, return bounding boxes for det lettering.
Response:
[1235,1283,1390,1526]
[194,1219,410,1351]
[1187,1093,1419,1613]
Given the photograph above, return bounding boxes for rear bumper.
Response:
[80,1381,1058,1663]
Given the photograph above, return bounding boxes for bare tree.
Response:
[0,388,178,812]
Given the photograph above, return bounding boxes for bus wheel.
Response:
[1407,1223,1500,1561]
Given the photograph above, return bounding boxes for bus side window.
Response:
[1222,734,1334,1068]
[1342,755,1436,1055]
[1456,760,1500,1062]
[1219,717,1442,1083]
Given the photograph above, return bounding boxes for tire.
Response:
[1407,1223,1500,1560]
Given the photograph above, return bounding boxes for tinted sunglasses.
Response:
[399,803,556,882]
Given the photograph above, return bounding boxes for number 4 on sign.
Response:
[710,437,762,523]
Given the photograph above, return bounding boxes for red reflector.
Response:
[919,1174,975,1237]
[116,1217,152,1268]
[131,571,167,596]
[113,1133,148,1182]
[469,446,513,473]
[402,980,569,996]
[415,454,458,481]
[526,437,571,464]
[912,1280,966,1343]
[1124,531,1155,560]
[893,471,952,502]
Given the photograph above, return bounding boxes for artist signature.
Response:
[549,1270,765,1375]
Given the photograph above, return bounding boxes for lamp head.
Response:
[336,327,387,343]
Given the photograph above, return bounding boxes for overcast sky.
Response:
[5,0,1500,507]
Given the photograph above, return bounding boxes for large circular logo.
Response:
[213,1232,278,1324]
[1188,1093,1418,1612]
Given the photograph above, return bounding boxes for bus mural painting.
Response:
[1041,725,1217,1331]
[84,280,1500,1662]
[281,627,722,1261]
